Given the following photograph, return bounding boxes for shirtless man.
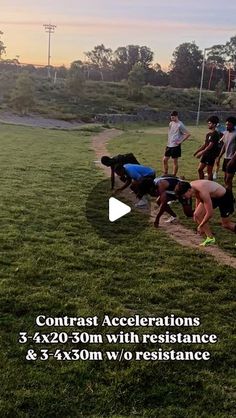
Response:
[175,180,235,246]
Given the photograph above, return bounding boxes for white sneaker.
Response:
[135,197,149,208]
[165,216,178,223]
[213,173,217,180]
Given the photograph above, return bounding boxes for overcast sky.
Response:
[1,0,236,68]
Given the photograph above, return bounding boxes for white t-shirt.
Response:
[167,121,188,147]
[222,130,236,159]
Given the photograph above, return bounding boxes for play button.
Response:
[85,178,150,243]
[109,197,131,222]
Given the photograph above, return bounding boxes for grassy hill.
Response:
[1,72,235,121]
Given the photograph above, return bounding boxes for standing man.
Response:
[215,116,236,190]
[175,180,236,246]
[193,116,220,180]
[163,111,190,176]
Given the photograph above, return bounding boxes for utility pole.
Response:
[43,24,56,77]
[196,47,211,125]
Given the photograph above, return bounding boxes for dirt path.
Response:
[92,128,236,268]
[0,112,84,129]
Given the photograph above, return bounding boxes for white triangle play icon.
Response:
[109,197,131,222]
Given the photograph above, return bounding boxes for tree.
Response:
[225,35,236,69]
[85,44,113,81]
[127,63,146,99]
[170,42,203,88]
[10,72,35,114]
[0,31,6,59]
[66,60,86,103]
[113,45,154,81]
[146,63,169,86]
[205,44,227,90]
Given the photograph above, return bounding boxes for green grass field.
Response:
[108,124,236,255]
[0,123,236,417]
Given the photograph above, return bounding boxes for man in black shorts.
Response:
[101,153,140,189]
[226,150,236,181]
[194,116,220,180]
[163,111,190,176]
[175,179,235,246]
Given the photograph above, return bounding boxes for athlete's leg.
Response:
[221,217,236,233]
[225,173,234,191]
[198,162,206,180]
[206,164,214,181]
[163,156,169,175]
[173,158,178,176]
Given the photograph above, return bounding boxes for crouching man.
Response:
[114,164,156,208]
[101,153,140,189]
[138,175,193,226]
[175,179,236,246]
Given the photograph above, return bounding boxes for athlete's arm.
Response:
[154,181,175,226]
[111,168,115,190]
[194,143,205,156]
[198,192,214,227]
[198,142,214,157]
[217,143,226,160]
[115,177,132,192]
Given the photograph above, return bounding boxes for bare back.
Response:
[190,180,226,201]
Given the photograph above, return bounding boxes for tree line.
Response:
[0,32,236,114]
[0,32,236,90]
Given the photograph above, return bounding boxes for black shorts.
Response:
[226,160,236,175]
[222,158,231,172]
[200,154,216,166]
[211,189,235,218]
[133,173,156,198]
[165,145,181,159]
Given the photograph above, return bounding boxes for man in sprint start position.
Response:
[175,180,236,246]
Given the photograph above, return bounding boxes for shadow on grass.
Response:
[86,179,150,244]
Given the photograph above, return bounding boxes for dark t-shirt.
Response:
[110,153,140,188]
[111,153,140,169]
[204,131,220,158]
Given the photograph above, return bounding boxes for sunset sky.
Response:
[1,0,236,69]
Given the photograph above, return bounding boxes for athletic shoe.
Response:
[135,197,149,208]
[213,173,217,180]
[165,216,178,223]
[199,236,216,247]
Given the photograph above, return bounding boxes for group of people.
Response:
[101,111,236,247]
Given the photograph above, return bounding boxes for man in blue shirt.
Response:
[114,163,156,207]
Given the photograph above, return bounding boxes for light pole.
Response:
[196,47,211,125]
[43,24,56,77]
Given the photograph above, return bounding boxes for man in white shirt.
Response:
[163,111,190,176]
[215,116,236,190]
